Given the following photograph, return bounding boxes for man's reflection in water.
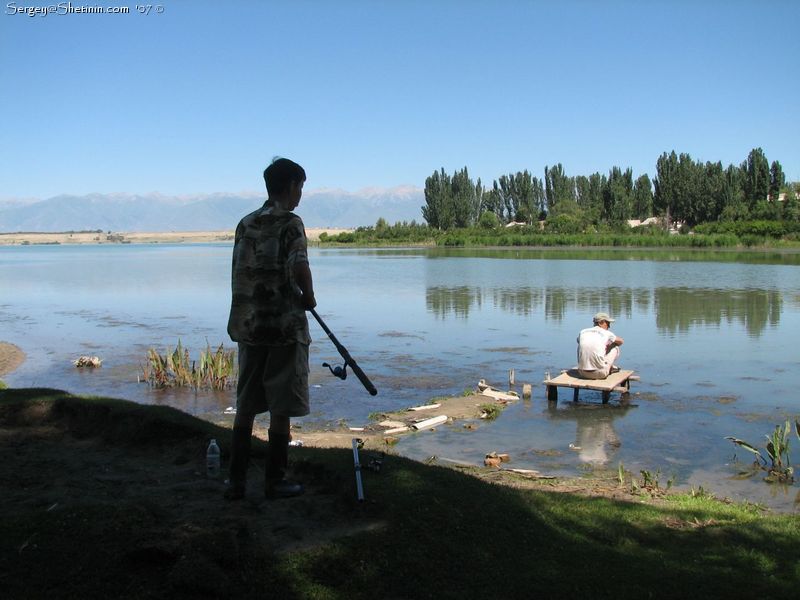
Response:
[574,416,621,465]
[547,402,632,466]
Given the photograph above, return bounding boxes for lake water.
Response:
[2,244,799,511]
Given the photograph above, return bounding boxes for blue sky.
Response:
[1,0,798,200]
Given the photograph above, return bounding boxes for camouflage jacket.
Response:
[226,202,311,346]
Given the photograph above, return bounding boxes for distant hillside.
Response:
[0,187,425,232]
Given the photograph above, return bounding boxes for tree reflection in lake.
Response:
[426,285,785,337]
[654,287,782,337]
[426,285,482,319]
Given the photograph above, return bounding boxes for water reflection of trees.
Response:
[426,285,783,336]
[426,286,483,319]
[654,288,782,336]
[427,286,641,321]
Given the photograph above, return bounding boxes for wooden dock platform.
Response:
[544,369,637,404]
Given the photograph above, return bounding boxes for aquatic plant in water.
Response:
[726,420,799,483]
[616,463,674,496]
[140,340,236,391]
[479,403,501,420]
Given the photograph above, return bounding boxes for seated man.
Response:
[577,312,624,379]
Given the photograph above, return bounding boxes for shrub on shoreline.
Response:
[319,219,800,249]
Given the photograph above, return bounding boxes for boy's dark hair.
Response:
[263,157,306,196]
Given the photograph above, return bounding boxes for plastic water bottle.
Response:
[206,439,221,479]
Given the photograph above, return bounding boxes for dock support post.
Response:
[547,384,558,403]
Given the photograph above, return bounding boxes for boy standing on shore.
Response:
[225,157,316,500]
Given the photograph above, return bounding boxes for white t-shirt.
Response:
[577,326,616,371]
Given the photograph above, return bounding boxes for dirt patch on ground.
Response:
[0,341,25,377]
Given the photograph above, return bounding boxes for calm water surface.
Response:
[2,244,799,511]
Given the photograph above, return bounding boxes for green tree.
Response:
[575,175,591,209]
[654,151,679,222]
[530,174,547,220]
[742,147,770,209]
[494,171,543,224]
[603,166,633,223]
[478,210,500,229]
[423,167,480,230]
[694,161,726,224]
[513,170,539,223]
[632,174,653,219]
[587,173,605,217]
[752,200,781,220]
[673,153,700,226]
[474,179,484,220]
[496,176,516,223]
[544,163,575,213]
[769,160,785,200]
[783,188,799,222]
[451,167,479,228]
[422,168,453,230]
[480,188,504,223]
[544,213,584,234]
[655,151,708,226]
[720,164,746,219]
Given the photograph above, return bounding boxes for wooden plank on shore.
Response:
[383,426,410,435]
[411,415,448,431]
[408,403,442,411]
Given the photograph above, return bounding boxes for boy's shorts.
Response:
[236,342,310,417]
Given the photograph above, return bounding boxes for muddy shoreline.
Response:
[243,389,519,455]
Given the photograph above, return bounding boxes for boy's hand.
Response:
[302,294,317,310]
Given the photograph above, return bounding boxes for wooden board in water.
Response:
[544,369,635,392]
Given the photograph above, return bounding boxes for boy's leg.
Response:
[261,342,309,499]
[266,414,304,498]
[224,343,268,501]
[225,412,254,500]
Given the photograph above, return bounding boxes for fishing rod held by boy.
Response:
[310,307,378,396]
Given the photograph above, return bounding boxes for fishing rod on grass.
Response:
[310,308,378,396]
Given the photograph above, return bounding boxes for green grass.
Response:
[478,403,502,420]
[1,388,798,599]
[319,220,800,250]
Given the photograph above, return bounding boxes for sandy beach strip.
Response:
[0,228,352,246]
[0,342,25,377]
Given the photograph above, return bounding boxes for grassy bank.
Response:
[1,388,798,599]
[321,221,800,250]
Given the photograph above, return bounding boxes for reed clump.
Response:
[726,420,799,483]
[140,340,236,391]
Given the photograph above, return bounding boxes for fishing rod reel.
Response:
[322,361,348,380]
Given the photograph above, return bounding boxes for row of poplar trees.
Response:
[422,148,789,229]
